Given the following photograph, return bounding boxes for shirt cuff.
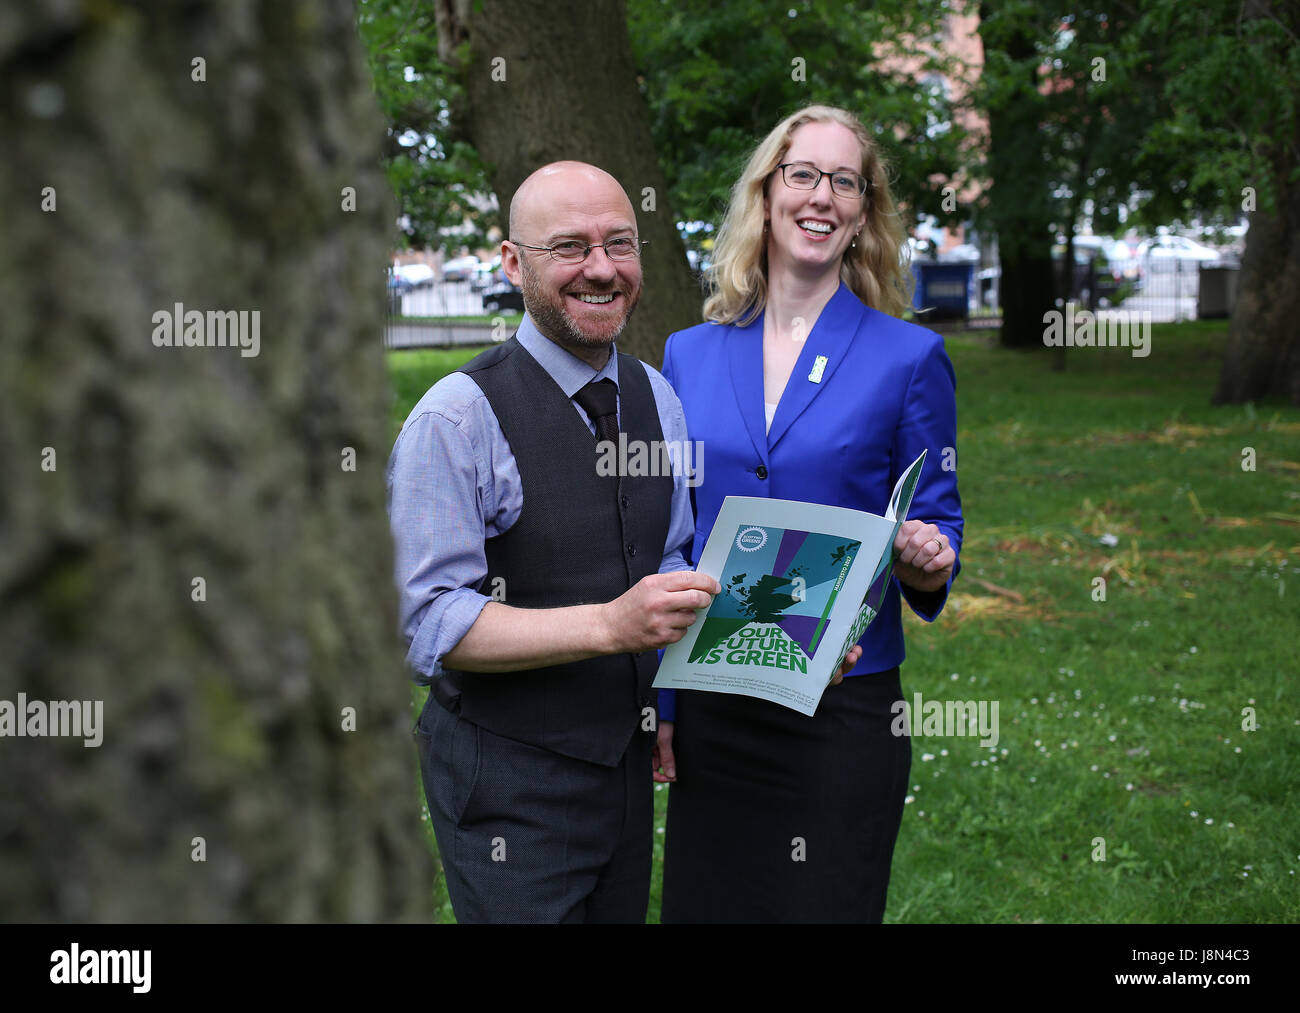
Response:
[658,551,693,575]
[406,588,492,682]
[898,557,960,622]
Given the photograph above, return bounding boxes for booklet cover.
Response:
[653,451,926,716]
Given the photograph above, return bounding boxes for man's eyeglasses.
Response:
[509,237,648,264]
[775,162,869,199]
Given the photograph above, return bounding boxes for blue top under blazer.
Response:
[658,282,964,719]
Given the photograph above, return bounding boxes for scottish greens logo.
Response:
[736,527,767,552]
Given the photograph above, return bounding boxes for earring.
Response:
[852,231,860,248]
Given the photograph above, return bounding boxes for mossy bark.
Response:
[0,0,431,921]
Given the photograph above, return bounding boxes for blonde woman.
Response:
[654,106,964,922]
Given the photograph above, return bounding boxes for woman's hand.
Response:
[893,519,956,593]
[653,720,676,783]
[829,645,863,685]
[652,646,866,786]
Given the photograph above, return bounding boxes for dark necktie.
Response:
[573,379,620,446]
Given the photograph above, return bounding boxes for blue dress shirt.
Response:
[657,282,964,721]
[387,315,696,684]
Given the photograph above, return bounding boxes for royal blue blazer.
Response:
[658,282,964,721]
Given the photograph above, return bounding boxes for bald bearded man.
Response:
[387,162,718,923]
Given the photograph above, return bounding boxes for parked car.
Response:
[442,255,482,282]
[977,265,999,309]
[482,281,524,313]
[470,256,503,292]
[393,262,435,288]
[1060,234,1141,275]
[1089,236,1145,290]
[1066,234,1114,260]
[1053,236,1142,306]
[1134,235,1221,271]
[906,236,937,261]
[386,270,414,294]
[937,243,980,264]
[975,243,1139,312]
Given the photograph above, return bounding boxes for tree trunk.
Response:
[1213,182,1300,405]
[979,1,1057,350]
[439,0,702,367]
[1210,0,1299,404]
[0,1,430,920]
[998,244,1057,350]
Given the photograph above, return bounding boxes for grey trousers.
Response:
[414,690,653,923]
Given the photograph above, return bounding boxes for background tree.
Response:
[364,0,966,353]
[629,0,968,256]
[1132,0,1300,405]
[0,0,429,920]
[974,0,1062,349]
[972,1,1174,355]
[429,0,702,365]
[974,0,1297,393]
[1027,3,1168,367]
[358,0,498,252]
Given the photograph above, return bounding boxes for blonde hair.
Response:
[703,105,913,324]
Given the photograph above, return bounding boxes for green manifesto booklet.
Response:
[654,450,926,716]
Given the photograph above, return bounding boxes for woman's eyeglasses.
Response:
[775,162,869,199]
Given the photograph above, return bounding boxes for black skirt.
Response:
[661,668,910,923]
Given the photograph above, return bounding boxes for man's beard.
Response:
[518,258,640,350]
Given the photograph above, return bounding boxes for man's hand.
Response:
[601,571,720,654]
[653,720,676,783]
[893,519,955,593]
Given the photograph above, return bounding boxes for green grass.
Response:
[388,320,1300,923]
[387,346,495,433]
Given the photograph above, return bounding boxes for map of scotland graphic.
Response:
[687,527,861,664]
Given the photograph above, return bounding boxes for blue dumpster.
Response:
[911,262,973,321]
